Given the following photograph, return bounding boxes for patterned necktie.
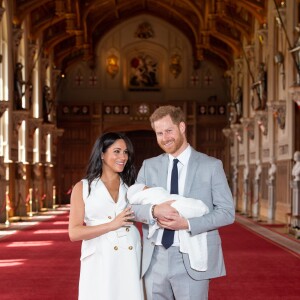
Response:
[161,158,179,249]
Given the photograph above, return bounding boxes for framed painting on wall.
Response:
[128,53,160,91]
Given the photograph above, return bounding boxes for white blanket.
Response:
[127,186,209,271]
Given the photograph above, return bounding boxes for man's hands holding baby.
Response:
[152,201,189,230]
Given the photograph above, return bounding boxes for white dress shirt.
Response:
[154,144,191,246]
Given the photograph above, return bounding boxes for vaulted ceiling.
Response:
[14,0,270,70]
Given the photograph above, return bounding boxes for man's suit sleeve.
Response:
[189,160,235,235]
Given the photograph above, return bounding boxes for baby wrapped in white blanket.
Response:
[127,183,209,271]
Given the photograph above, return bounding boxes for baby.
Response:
[127,183,209,271]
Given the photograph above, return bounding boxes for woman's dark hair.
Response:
[85,132,136,194]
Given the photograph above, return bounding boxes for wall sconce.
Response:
[106,54,119,78]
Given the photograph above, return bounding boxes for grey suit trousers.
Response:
[144,246,209,300]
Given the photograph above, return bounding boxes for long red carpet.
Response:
[1,210,300,299]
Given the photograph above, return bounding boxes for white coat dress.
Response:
[78,179,144,300]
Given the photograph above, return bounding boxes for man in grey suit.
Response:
[132,105,235,300]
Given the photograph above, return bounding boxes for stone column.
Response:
[44,165,54,209]
[32,163,42,212]
[253,160,262,218]
[242,163,249,214]
[291,151,300,228]
[232,165,238,209]
[15,162,28,218]
[267,159,277,221]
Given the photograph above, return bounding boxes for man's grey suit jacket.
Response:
[132,147,235,281]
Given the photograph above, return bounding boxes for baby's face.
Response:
[143,186,149,191]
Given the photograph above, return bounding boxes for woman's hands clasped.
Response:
[110,206,135,230]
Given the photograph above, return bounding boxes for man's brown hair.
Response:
[149,105,185,128]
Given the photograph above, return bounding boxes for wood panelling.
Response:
[196,121,227,163]
[56,120,92,203]
[261,165,269,201]
[126,130,162,173]
[276,160,292,205]
[275,160,292,222]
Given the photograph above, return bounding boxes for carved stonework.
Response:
[288,85,300,108]
[268,159,277,182]
[271,100,286,130]
[12,110,29,133]
[41,123,55,137]
[52,127,64,138]
[255,111,268,135]
[255,160,262,181]
[244,44,255,76]
[234,58,243,85]
[0,100,9,117]
[222,127,233,139]
[240,117,254,140]
[251,62,267,111]
[13,27,24,47]
[135,22,154,39]
[28,117,43,138]
[230,123,243,143]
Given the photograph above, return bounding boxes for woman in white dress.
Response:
[69,132,144,300]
